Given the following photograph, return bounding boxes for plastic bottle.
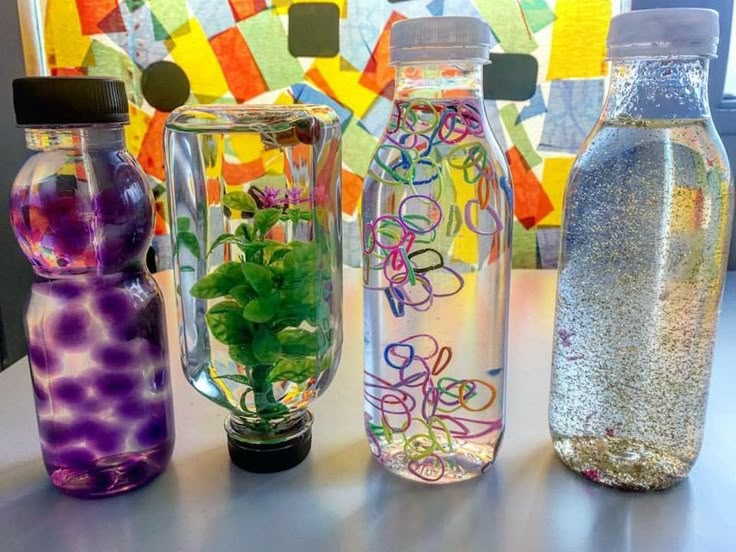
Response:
[165,105,343,472]
[9,77,175,497]
[549,9,734,491]
[361,17,513,484]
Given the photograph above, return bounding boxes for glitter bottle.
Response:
[549,9,734,491]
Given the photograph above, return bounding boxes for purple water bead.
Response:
[38,419,75,447]
[49,281,86,300]
[95,372,141,398]
[94,179,148,226]
[93,426,125,454]
[111,289,167,349]
[117,399,147,420]
[51,378,87,404]
[95,289,134,323]
[82,397,104,413]
[37,176,94,259]
[53,218,93,257]
[70,419,124,453]
[50,309,91,350]
[135,417,169,448]
[54,447,97,469]
[28,345,58,375]
[93,344,134,370]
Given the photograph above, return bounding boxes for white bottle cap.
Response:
[607,8,719,58]
[390,16,492,65]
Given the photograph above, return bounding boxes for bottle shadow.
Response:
[0,453,186,552]
[533,447,695,551]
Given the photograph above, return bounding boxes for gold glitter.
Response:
[549,116,733,491]
[553,436,691,491]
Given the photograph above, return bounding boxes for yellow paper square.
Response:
[275,92,296,105]
[306,57,377,119]
[547,0,611,80]
[45,0,91,68]
[125,103,151,158]
[167,19,230,101]
[230,134,264,164]
[264,150,285,175]
[539,157,575,227]
[446,164,479,265]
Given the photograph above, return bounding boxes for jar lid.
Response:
[13,77,129,126]
[607,8,719,58]
[390,16,492,64]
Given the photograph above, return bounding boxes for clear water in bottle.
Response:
[550,117,733,490]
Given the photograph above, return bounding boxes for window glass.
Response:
[724,9,736,97]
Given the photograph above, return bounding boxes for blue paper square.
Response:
[291,83,352,130]
[539,79,605,154]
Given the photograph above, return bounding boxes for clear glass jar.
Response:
[9,77,175,497]
[165,105,343,472]
[361,18,512,484]
[549,9,734,490]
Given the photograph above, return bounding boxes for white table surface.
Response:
[1,269,735,552]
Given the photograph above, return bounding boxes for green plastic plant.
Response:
[189,190,332,425]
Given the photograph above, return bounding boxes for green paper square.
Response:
[512,221,540,268]
[520,0,556,33]
[239,11,305,90]
[343,119,377,176]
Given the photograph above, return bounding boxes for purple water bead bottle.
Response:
[9,77,175,497]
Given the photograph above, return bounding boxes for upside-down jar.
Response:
[165,105,343,472]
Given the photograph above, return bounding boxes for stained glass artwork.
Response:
[22,0,622,268]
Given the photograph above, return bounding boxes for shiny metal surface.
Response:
[1,269,734,551]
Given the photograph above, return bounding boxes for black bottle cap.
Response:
[13,77,129,126]
[227,427,312,473]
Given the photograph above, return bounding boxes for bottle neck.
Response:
[393,62,485,102]
[603,56,711,122]
[24,125,126,152]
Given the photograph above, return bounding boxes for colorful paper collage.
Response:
[30,0,621,268]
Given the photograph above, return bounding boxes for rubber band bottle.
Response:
[549,9,734,490]
[9,77,175,497]
[361,17,512,484]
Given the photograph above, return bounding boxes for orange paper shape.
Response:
[210,27,267,102]
[359,11,404,98]
[51,67,87,76]
[137,111,168,181]
[507,146,554,230]
[75,0,125,35]
[228,0,268,21]
[341,169,362,216]
[223,159,266,185]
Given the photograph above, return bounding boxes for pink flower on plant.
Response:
[262,186,282,208]
[285,187,310,205]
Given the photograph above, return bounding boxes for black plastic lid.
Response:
[13,77,129,126]
[227,427,312,473]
